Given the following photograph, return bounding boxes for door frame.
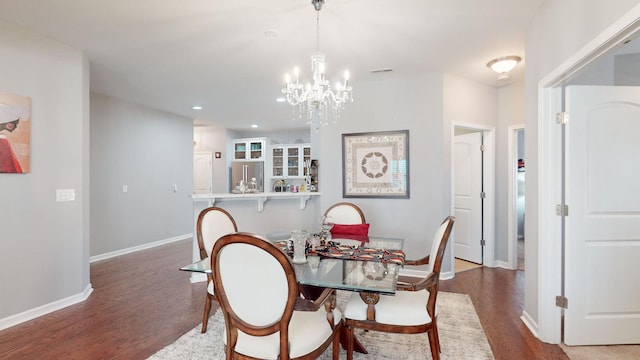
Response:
[507,124,525,270]
[451,122,495,268]
[536,6,640,343]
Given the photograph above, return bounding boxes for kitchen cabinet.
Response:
[271,144,311,179]
[233,138,266,161]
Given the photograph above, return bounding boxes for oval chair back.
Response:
[324,202,366,224]
[195,206,238,333]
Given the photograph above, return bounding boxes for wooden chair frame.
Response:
[344,216,455,360]
[196,206,238,333]
[324,202,366,224]
[211,233,341,360]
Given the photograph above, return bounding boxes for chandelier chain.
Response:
[316,11,320,53]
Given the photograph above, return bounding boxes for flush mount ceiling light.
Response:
[281,0,353,131]
[487,56,521,79]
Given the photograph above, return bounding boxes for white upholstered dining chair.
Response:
[343,216,455,360]
[323,202,369,246]
[323,202,366,224]
[196,206,238,333]
[211,232,342,360]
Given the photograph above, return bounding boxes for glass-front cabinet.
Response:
[271,144,311,178]
[233,138,266,161]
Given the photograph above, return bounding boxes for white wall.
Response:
[496,81,525,261]
[314,74,447,266]
[524,0,640,339]
[90,93,193,256]
[0,20,90,323]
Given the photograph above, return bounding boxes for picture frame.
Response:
[342,130,409,198]
[0,92,31,174]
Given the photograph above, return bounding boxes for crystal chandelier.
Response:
[282,0,353,130]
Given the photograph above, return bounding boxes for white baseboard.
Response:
[90,233,192,263]
[398,268,428,279]
[398,268,454,281]
[440,270,454,280]
[521,309,540,339]
[0,284,93,331]
[494,260,513,269]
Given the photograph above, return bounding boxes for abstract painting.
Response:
[0,92,31,173]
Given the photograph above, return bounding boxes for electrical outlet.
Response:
[173,184,178,193]
[122,185,128,193]
[56,189,75,202]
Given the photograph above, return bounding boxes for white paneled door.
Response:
[564,85,640,345]
[454,131,483,264]
[193,152,212,194]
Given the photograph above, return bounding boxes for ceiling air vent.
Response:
[370,68,393,74]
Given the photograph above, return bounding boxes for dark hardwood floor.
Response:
[439,269,568,359]
[0,239,568,359]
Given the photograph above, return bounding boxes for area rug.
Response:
[148,291,494,360]
[560,343,640,360]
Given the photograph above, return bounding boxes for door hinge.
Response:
[480,191,486,199]
[556,112,569,124]
[480,239,486,246]
[480,144,486,151]
[556,204,569,216]
[556,295,568,309]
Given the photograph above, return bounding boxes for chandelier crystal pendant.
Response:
[282,0,353,130]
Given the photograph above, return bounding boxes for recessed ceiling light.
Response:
[192,105,203,110]
[276,97,286,102]
[251,124,259,128]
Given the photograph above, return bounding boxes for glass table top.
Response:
[180,235,404,295]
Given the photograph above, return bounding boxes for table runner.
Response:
[275,241,405,265]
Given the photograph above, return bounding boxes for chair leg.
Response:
[201,294,212,333]
[346,325,354,360]
[433,321,441,354]
[332,324,341,360]
[427,328,439,360]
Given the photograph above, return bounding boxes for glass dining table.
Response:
[180,233,405,354]
[180,234,405,296]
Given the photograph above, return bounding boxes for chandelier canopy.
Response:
[281,0,353,130]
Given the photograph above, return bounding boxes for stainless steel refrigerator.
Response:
[230,161,264,193]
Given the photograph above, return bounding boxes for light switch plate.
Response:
[56,189,75,202]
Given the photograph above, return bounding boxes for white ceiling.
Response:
[0,0,545,131]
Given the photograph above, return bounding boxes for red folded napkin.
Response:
[330,223,370,236]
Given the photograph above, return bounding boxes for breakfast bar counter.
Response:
[191,191,321,212]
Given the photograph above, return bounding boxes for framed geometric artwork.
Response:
[0,92,31,174]
[342,130,409,198]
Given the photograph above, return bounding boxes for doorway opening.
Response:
[508,125,525,271]
[452,123,495,272]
